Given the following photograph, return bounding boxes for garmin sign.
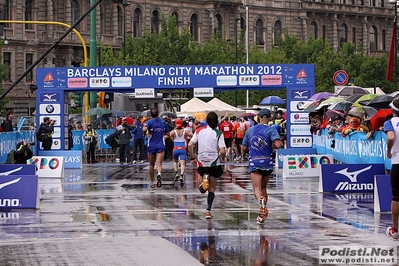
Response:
[319,164,385,193]
[134,88,155,98]
[193,87,214,98]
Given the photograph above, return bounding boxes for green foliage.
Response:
[98,16,394,107]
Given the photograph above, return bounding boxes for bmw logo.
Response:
[46,104,55,113]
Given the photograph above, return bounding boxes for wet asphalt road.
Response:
[0,160,396,265]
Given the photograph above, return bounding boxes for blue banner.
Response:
[320,164,385,193]
[39,150,83,169]
[36,64,315,91]
[374,175,391,212]
[0,175,39,209]
[0,164,36,175]
[313,129,391,170]
[0,131,35,164]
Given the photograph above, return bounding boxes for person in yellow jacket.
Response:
[83,124,100,163]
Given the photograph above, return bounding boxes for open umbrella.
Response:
[193,112,207,120]
[370,109,392,131]
[344,94,366,103]
[86,107,112,116]
[309,92,335,101]
[336,86,370,96]
[328,100,353,113]
[259,96,285,105]
[362,106,378,118]
[160,111,177,120]
[315,97,344,111]
[366,95,394,110]
[325,109,344,119]
[304,101,321,112]
[140,110,151,117]
[352,94,379,107]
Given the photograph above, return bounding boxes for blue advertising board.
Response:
[374,175,392,213]
[319,164,385,193]
[0,175,39,209]
[39,150,82,169]
[0,164,36,176]
[276,148,317,168]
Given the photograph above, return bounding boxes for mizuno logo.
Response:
[0,178,21,190]
[0,167,23,176]
[334,165,372,182]
[43,93,56,100]
[294,90,307,97]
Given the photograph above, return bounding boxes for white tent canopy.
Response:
[178,97,218,114]
[207,98,244,115]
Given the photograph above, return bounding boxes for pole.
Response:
[245,5,249,108]
[395,2,398,90]
[235,18,239,107]
[0,0,102,101]
[89,0,98,127]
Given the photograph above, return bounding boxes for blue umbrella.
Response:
[259,96,285,105]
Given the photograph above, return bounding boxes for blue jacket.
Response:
[132,123,144,139]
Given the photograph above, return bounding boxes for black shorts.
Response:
[250,169,273,177]
[235,138,243,146]
[225,138,232,148]
[197,165,224,178]
[391,164,399,201]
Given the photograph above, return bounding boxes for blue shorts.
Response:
[173,148,186,161]
[147,144,165,155]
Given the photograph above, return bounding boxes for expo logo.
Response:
[28,158,60,171]
[288,156,331,169]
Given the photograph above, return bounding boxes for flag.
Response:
[386,23,396,81]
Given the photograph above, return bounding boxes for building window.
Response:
[274,20,282,45]
[100,5,105,34]
[381,0,385,7]
[71,0,80,31]
[4,0,10,27]
[25,0,33,29]
[172,12,179,27]
[133,8,142,37]
[151,10,160,34]
[310,21,317,40]
[382,29,386,51]
[369,26,378,51]
[256,19,264,45]
[322,25,326,40]
[352,27,357,47]
[214,14,222,39]
[190,14,198,41]
[339,24,348,47]
[117,6,123,36]
[26,53,33,82]
[3,52,11,82]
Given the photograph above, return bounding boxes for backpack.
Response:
[36,127,43,142]
[6,150,15,164]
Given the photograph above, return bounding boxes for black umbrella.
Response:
[366,95,394,110]
[160,111,177,119]
[344,94,365,103]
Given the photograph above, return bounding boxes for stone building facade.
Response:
[0,0,394,117]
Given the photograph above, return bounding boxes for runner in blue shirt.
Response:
[143,108,170,189]
[242,108,283,224]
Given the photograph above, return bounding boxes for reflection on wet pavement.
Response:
[0,161,395,265]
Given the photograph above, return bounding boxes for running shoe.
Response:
[201,174,209,191]
[205,211,213,219]
[257,213,266,224]
[198,184,206,194]
[156,174,162,188]
[259,196,269,218]
[179,175,184,185]
[386,226,399,240]
[133,160,136,164]
[149,182,156,190]
[174,173,180,181]
[140,160,144,163]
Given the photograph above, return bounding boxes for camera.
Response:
[29,142,35,146]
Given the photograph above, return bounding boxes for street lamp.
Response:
[389,0,398,90]
[243,0,253,108]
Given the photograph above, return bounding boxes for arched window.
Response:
[117,6,123,36]
[338,24,348,47]
[133,8,142,37]
[352,27,356,45]
[382,29,386,51]
[274,20,282,45]
[172,12,179,27]
[322,25,326,40]
[214,14,222,38]
[71,0,80,31]
[309,21,317,40]
[369,26,378,51]
[256,19,264,45]
[151,10,160,34]
[25,0,33,29]
[190,14,199,41]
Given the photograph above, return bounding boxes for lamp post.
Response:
[390,0,398,90]
[243,0,253,108]
[235,17,241,107]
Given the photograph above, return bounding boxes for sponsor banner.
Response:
[290,100,310,112]
[68,78,88,88]
[290,136,313,148]
[290,113,309,124]
[217,75,237,86]
[290,124,311,136]
[239,75,259,85]
[39,92,60,102]
[319,164,385,193]
[312,129,392,170]
[39,150,82,169]
[282,154,333,178]
[290,89,311,100]
[374,175,392,213]
[89,77,109,88]
[0,175,39,209]
[193,87,214,97]
[111,77,132,87]
[276,148,317,168]
[0,164,36,176]
[319,246,396,265]
[261,75,282,85]
[134,88,155,98]
[39,103,61,115]
[27,156,64,178]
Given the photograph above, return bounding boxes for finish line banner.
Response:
[319,164,385,193]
